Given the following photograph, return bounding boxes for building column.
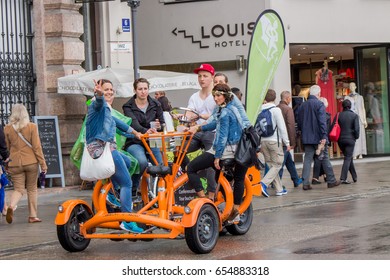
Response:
[34,0,86,186]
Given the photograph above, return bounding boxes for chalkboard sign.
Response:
[33,116,65,187]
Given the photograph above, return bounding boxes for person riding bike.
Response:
[87,79,143,233]
[122,78,164,194]
[188,84,248,223]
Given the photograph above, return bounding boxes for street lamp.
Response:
[127,0,141,80]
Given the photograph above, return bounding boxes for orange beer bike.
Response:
[55,108,261,254]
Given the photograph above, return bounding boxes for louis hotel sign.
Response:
[172,22,255,49]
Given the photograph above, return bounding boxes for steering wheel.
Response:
[170,107,201,126]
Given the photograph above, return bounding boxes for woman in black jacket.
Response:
[333,99,360,184]
[122,78,165,191]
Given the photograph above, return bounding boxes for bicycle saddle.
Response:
[146,165,172,176]
[220,158,236,168]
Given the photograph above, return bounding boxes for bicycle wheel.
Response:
[185,204,219,254]
[57,203,93,252]
[226,203,253,235]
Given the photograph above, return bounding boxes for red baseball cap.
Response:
[194,64,215,75]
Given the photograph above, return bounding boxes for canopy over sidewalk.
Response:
[57,68,200,97]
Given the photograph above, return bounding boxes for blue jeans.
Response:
[302,144,336,186]
[126,144,163,189]
[279,146,300,185]
[111,149,133,213]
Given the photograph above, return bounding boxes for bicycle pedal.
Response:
[142,226,156,234]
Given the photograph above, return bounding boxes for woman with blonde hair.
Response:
[4,104,47,224]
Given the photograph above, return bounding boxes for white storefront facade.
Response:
[95,0,390,155]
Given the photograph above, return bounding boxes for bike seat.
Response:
[220,158,236,168]
[146,165,172,176]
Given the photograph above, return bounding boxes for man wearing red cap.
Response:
[182,63,217,198]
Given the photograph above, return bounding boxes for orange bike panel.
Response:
[246,166,262,196]
[55,199,92,225]
[247,166,261,184]
[181,199,222,231]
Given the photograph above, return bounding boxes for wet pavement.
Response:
[1,156,390,258]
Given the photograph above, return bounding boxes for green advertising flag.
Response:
[245,10,286,124]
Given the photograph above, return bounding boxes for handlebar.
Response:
[170,107,201,126]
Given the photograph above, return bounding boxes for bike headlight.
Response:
[184,206,191,214]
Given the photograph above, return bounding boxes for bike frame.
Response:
[56,131,261,241]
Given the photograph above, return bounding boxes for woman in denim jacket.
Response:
[86,79,143,233]
[187,83,247,223]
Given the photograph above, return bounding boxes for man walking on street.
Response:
[277,91,303,188]
[259,89,290,197]
[297,85,340,190]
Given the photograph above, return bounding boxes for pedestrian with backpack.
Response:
[257,89,290,197]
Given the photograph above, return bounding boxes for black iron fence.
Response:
[0,0,35,126]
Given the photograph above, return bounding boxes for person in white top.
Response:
[344,82,367,159]
[259,89,290,197]
[182,64,217,198]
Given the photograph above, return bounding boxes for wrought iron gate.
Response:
[0,0,35,126]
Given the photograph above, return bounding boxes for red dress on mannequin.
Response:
[316,68,336,120]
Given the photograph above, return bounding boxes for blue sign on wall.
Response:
[122,18,130,32]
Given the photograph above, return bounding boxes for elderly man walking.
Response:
[297,85,340,190]
[277,90,303,188]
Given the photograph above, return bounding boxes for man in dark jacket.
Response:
[277,91,302,188]
[297,85,340,190]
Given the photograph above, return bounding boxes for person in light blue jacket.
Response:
[210,72,251,129]
[187,83,247,223]
[86,79,144,233]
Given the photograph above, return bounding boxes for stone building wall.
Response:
[34,0,86,186]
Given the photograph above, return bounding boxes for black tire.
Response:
[185,204,219,254]
[226,203,253,235]
[57,203,93,252]
[219,227,228,236]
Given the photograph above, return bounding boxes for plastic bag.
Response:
[0,165,9,212]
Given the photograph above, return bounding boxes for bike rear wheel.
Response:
[226,203,253,235]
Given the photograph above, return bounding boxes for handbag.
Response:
[80,142,115,181]
[235,126,261,169]
[225,107,261,169]
[329,113,341,142]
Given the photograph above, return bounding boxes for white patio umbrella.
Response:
[57,67,200,97]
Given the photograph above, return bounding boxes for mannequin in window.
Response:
[315,60,337,120]
[344,82,367,159]
[365,82,381,128]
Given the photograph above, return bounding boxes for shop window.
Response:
[356,46,390,155]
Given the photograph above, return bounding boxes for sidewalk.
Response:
[253,156,390,212]
[1,156,390,252]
